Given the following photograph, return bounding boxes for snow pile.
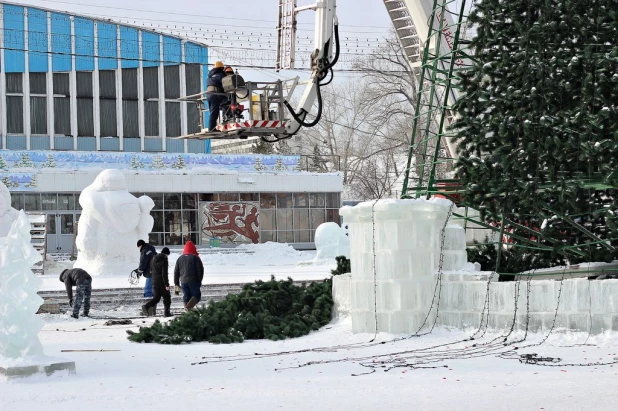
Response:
[73,169,154,276]
[0,206,44,359]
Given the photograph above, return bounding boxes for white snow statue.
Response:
[314,222,350,260]
[73,169,154,275]
[0,182,44,359]
[0,181,19,237]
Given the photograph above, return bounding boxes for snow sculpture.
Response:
[314,222,350,260]
[340,198,453,334]
[73,169,154,275]
[0,182,19,237]
[0,183,44,359]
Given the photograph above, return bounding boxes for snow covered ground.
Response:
[2,315,618,411]
[40,243,333,291]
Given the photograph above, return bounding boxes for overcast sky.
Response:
[9,0,394,82]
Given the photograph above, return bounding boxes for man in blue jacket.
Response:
[206,61,226,132]
[137,239,157,298]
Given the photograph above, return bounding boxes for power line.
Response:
[36,0,392,29]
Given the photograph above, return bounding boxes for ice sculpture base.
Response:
[0,355,76,380]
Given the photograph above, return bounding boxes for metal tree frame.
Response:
[399,0,617,270]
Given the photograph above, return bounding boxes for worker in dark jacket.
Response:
[206,61,226,132]
[142,247,172,317]
[59,268,92,319]
[173,241,204,310]
[137,239,157,298]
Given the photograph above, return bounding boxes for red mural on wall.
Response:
[200,202,259,244]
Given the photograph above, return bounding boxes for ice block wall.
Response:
[340,198,453,333]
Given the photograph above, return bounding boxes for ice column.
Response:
[340,198,452,333]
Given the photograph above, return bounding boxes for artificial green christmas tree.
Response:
[452,0,618,264]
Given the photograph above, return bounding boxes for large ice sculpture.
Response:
[0,184,44,359]
[314,222,350,260]
[340,198,453,334]
[0,181,19,237]
[73,169,154,275]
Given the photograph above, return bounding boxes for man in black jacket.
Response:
[141,247,172,317]
[137,239,157,298]
[206,61,226,132]
[174,241,204,310]
[59,268,92,319]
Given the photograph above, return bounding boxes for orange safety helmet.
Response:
[214,61,224,68]
[224,66,234,74]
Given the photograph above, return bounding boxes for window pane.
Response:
[277,193,292,208]
[260,209,275,230]
[326,192,340,208]
[164,65,180,99]
[57,194,75,210]
[152,211,164,232]
[261,230,276,243]
[122,68,138,99]
[61,214,74,234]
[165,102,181,137]
[165,232,182,246]
[76,72,93,98]
[143,66,159,99]
[99,98,117,137]
[260,193,276,209]
[165,211,181,234]
[99,70,116,98]
[182,210,198,233]
[295,230,311,243]
[77,98,94,136]
[47,214,56,234]
[187,101,200,134]
[10,193,24,210]
[219,193,238,201]
[293,193,308,208]
[310,209,325,229]
[123,100,139,137]
[240,193,259,202]
[185,63,201,96]
[41,194,57,211]
[182,193,198,209]
[7,96,24,134]
[164,193,181,209]
[183,232,198,245]
[6,73,23,93]
[145,101,159,136]
[199,193,217,202]
[53,73,70,95]
[149,232,163,246]
[278,231,293,243]
[29,72,46,94]
[24,194,41,211]
[30,96,47,134]
[293,209,309,230]
[276,209,293,231]
[54,97,71,135]
[310,193,325,208]
[327,209,340,225]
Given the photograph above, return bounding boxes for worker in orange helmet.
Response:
[206,61,226,132]
[224,66,234,75]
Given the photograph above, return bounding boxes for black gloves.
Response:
[68,299,74,307]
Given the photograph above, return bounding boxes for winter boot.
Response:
[141,305,150,316]
[185,297,198,311]
[148,306,156,316]
[83,311,89,317]
[163,307,172,317]
[70,313,79,319]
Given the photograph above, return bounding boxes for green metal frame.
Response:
[400,0,617,264]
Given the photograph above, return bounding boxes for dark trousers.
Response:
[207,95,224,130]
[181,282,202,304]
[74,280,92,317]
[144,283,171,313]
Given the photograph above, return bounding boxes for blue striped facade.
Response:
[0,2,210,154]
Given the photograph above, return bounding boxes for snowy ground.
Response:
[40,243,333,291]
[2,315,618,411]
